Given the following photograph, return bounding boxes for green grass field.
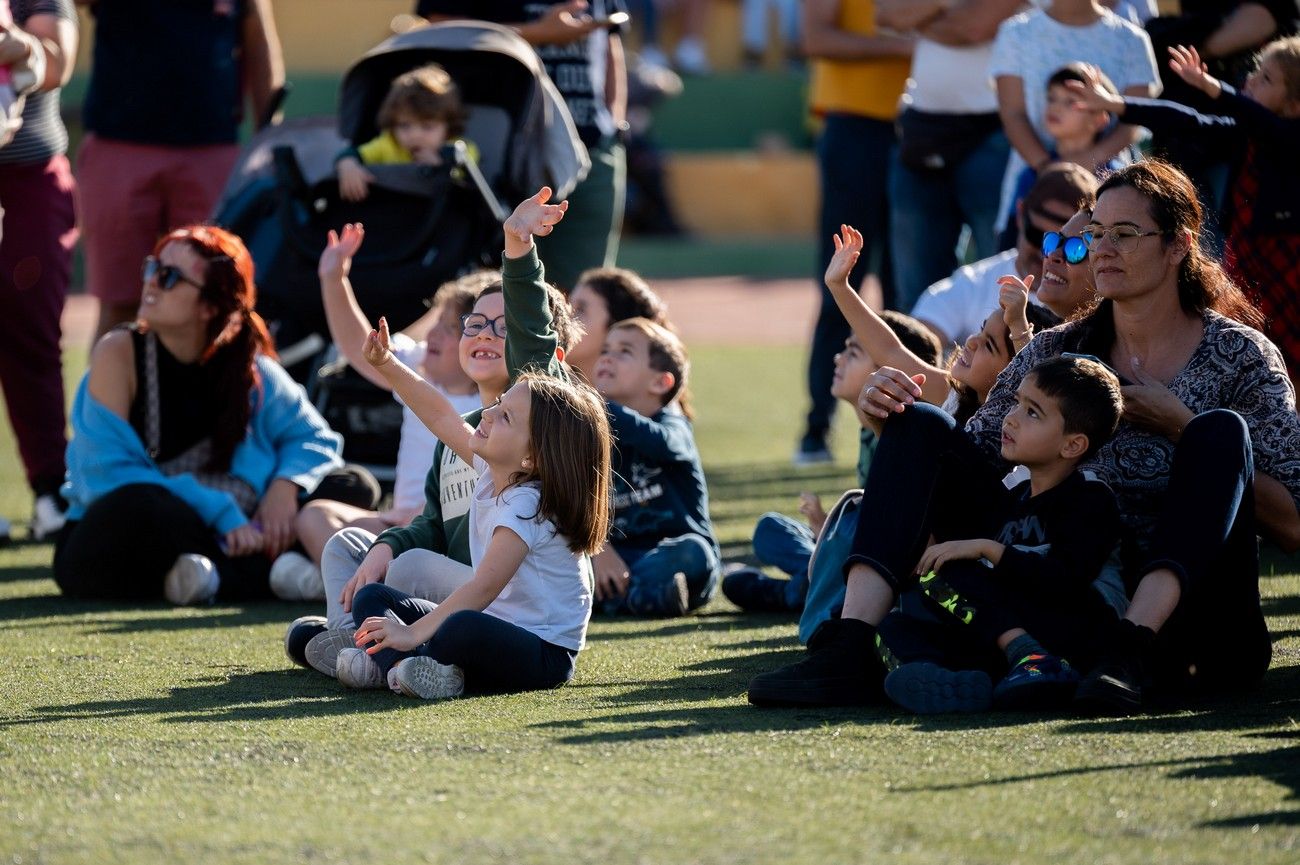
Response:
[2,344,1299,864]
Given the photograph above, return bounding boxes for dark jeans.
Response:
[803,113,896,446]
[53,469,381,602]
[1141,409,1270,691]
[844,402,1009,593]
[351,582,577,693]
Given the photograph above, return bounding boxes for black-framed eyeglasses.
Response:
[459,312,507,338]
[1042,231,1089,265]
[142,256,203,292]
[1083,225,1165,254]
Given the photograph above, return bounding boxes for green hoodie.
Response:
[373,247,571,562]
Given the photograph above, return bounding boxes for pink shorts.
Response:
[76,134,239,304]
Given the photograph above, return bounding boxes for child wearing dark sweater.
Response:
[591,317,719,617]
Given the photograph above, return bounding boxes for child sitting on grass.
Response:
[564,266,675,384]
[284,189,582,670]
[336,63,469,202]
[346,334,611,699]
[590,317,719,617]
[265,227,488,602]
[723,313,941,614]
[877,355,1124,714]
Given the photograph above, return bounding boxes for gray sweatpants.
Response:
[320,527,474,629]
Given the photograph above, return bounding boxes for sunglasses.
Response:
[1041,231,1089,265]
[142,256,203,291]
[459,312,507,338]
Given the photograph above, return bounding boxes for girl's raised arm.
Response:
[364,317,475,463]
[824,224,951,406]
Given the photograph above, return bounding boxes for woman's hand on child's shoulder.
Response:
[503,186,570,257]
[363,316,395,369]
[318,223,366,280]
[859,367,924,420]
[337,157,376,202]
[824,224,863,290]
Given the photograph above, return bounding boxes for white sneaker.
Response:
[393,657,465,700]
[268,551,325,601]
[304,627,357,678]
[674,37,712,75]
[30,494,66,541]
[163,554,219,606]
[336,647,386,689]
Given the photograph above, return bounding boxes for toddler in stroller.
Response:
[214,20,590,494]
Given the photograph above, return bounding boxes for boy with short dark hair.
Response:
[591,317,719,617]
[877,354,1126,714]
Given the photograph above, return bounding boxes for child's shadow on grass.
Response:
[1,668,414,727]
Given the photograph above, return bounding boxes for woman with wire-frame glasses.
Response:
[747,159,1300,716]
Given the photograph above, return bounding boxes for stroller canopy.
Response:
[339,20,590,200]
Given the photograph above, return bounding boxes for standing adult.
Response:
[876,0,1020,311]
[795,0,912,465]
[748,160,1300,714]
[76,0,284,339]
[0,0,77,541]
[418,0,628,292]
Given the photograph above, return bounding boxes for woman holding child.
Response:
[749,159,1300,714]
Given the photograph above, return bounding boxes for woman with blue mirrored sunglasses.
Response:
[1040,230,1089,265]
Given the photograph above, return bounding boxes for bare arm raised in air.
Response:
[362,318,476,466]
[824,225,951,407]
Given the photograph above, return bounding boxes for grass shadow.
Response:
[0,595,313,631]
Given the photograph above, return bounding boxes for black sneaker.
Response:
[1073,655,1143,715]
[284,616,328,669]
[624,572,690,617]
[992,653,1080,712]
[884,662,992,714]
[1073,619,1153,716]
[747,618,881,707]
[722,566,796,613]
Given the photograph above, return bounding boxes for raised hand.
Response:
[318,223,366,279]
[824,224,864,289]
[363,316,394,369]
[1168,44,1221,99]
[1063,65,1126,115]
[504,186,570,258]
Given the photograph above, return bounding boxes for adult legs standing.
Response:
[800,113,895,461]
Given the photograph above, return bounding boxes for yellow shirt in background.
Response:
[809,0,912,121]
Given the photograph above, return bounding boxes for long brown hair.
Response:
[511,373,612,555]
[153,225,276,472]
[1094,160,1263,328]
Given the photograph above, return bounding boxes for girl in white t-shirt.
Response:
[337,319,612,699]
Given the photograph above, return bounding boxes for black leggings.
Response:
[53,470,380,602]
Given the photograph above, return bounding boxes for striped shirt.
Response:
[0,0,75,165]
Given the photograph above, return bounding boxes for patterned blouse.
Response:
[965,311,1300,565]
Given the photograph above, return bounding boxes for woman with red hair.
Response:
[54,226,351,605]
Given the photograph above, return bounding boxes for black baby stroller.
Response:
[214,20,589,479]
